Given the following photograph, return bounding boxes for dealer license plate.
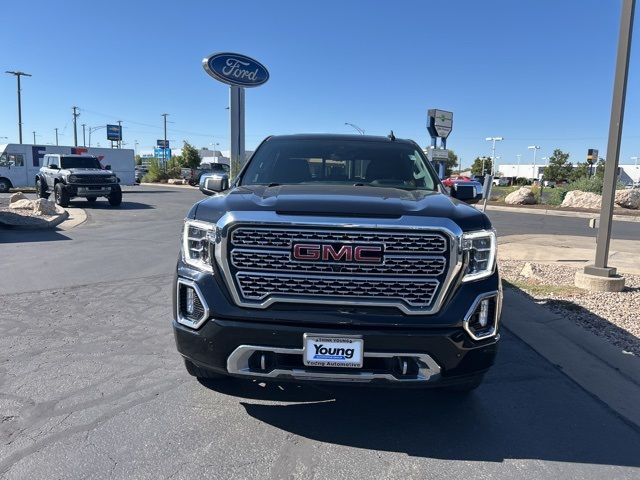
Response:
[303,334,363,368]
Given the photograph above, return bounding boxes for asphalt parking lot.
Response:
[1,186,639,479]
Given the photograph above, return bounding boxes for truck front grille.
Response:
[223,225,453,313]
[72,175,112,184]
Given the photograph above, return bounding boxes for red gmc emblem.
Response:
[292,243,383,263]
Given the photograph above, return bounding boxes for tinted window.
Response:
[60,156,102,169]
[240,138,437,191]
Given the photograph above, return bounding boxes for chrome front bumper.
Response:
[226,344,442,383]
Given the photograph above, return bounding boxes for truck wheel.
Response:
[35,179,49,198]
[444,374,485,394]
[0,178,11,193]
[184,359,226,380]
[86,197,97,204]
[108,185,122,206]
[54,183,70,207]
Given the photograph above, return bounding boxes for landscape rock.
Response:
[167,178,186,185]
[9,199,34,210]
[9,192,28,204]
[504,187,536,205]
[561,190,601,209]
[32,198,57,216]
[614,189,640,209]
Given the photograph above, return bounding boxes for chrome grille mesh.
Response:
[225,225,450,311]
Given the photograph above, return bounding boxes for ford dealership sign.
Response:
[202,52,269,88]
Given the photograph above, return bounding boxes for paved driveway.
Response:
[1,186,639,479]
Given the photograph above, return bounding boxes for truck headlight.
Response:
[461,230,496,282]
[182,220,215,272]
[106,175,117,183]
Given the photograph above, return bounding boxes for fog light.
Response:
[478,299,489,327]
[186,287,195,315]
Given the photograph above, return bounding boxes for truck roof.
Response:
[263,133,416,145]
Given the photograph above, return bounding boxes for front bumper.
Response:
[173,262,501,386]
[65,184,117,197]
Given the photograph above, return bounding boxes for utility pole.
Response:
[5,71,32,144]
[55,128,59,146]
[82,124,86,146]
[32,131,37,144]
[584,0,636,281]
[117,120,122,148]
[72,106,80,146]
[161,113,169,171]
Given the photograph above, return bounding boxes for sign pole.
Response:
[229,85,245,178]
[584,0,635,279]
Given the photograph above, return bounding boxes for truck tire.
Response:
[108,185,122,206]
[0,178,11,193]
[54,183,70,207]
[444,374,485,394]
[35,178,49,198]
[184,359,226,380]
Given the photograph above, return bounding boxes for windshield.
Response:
[60,156,102,169]
[240,138,438,191]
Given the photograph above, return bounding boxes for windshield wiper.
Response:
[267,183,280,187]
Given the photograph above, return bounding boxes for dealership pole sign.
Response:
[202,52,269,176]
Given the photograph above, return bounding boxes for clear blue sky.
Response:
[2,0,639,168]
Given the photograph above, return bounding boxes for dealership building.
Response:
[495,163,640,184]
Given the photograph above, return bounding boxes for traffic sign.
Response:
[430,149,449,161]
[427,109,453,139]
[587,148,599,164]
[157,140,170,148]
[154,147,172,160]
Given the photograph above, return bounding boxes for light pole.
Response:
[72,106,80,146]
[88,125,106,147]
[32,131,37,144]
[345,122,365,135]
[81,124,86,146]
[117,120,122,148]
[631,156,639,167]
[528,145,540,180]
[5,70,32,144]
[485,137,503,175]
[55,128,59,146]
[161,113,169,171]
[516,154,522,178]
[134,140,139,156]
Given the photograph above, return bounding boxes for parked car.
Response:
[492,177,510,187]
[181,163,230,186]
[442,175,472,188]
[35,154,122,207]
[135,166,148,184]
[173,134,499,393]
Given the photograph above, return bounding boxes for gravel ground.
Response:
[500,260,640,356]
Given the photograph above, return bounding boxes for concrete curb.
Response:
[502,287,640,428]
[58,207,87,230]
[481,204,640,223]
[140,182,196,190]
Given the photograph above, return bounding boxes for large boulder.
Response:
[8,199,33,210]
[32,198,57,216]
[504,187,536,205]
[614,189,640,209]
[168,178,186,185]
[9,192,28,204]
[561,190,602,209]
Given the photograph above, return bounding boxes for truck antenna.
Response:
[388,130,396,141]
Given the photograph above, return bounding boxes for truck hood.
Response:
[62,168,113,174]
[192,184,491,231]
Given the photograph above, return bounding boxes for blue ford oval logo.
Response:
[202,52,269,88]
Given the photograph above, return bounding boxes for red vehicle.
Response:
[442,175,472,188]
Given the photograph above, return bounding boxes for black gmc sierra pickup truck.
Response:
[173,134,501,392]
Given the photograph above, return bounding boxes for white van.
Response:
[0,144,135,192]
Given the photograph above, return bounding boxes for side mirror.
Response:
[104,164,112,170]
[49,164,59,169]
[450,182,483,204]
[199,173,229,196]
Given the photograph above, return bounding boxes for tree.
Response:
[543,149,573,182]
[182,141,201,169]
[135,155,143,166]
[470,157,492,176]
[445,150,459,177]
[570,162,590,181]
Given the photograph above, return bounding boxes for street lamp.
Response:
[5,70,32,144]
[632,156,639,167]
[88,125,107,147]
[485,137,503,175]
[345,122,365,135]
[516,154,522,178]
[528,145,541,180]
[32,131,38,144]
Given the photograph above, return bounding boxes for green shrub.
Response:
[547,187,569,206]
[566,176,604,194]
[142,159,170,183]
[514,177,530,186]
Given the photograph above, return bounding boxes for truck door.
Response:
[0,151,28,190]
